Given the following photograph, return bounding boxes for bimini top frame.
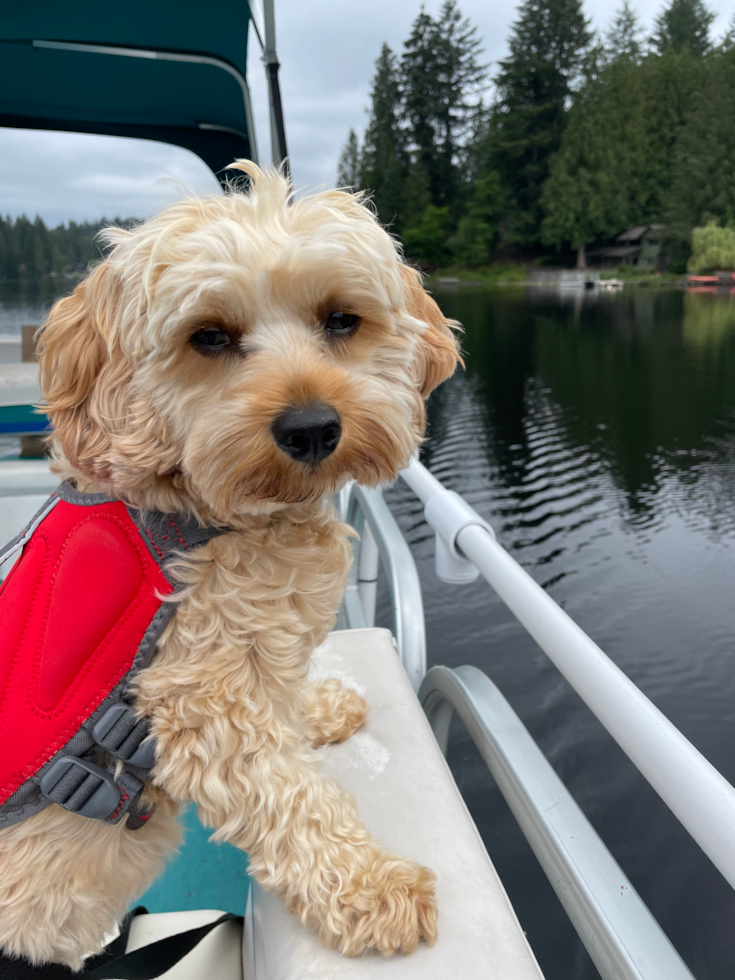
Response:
[0,0,289,181]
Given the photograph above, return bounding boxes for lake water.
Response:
[2,281,735,978]
[380,284,735,980]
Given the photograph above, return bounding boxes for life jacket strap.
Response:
[39,756,145,825]
[92,703,156,770]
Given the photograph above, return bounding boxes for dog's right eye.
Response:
[190,327,236,355]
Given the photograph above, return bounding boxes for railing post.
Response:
[357,522,378,627]
[342,484,426,691]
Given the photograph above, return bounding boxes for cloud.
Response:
[0,129,220,225]
[2,0,734,223]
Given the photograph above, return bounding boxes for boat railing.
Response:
[420,665,693,980]
[342,456,735,979]
[338,482,426,691]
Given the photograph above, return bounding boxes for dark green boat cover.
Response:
[0,0,256,180]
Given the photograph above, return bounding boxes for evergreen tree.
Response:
[401,1,486,215]
[605,1,644,63]
[359,44,409,229]
[400,160,433,235]
[666,47,735,227]
[540,62,635,264]
[401,8,441,216]
[491,0,592,244]
[431,0,486,209]
[32,216,53,278]
[450,170,507,264]
[644,44,706,209]
[0,215,136,280]
[651,0,715,57]
[541,46,704,260]
[336,129,361,188]
[402,205,450,266]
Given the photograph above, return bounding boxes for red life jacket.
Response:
[0,483,227,830]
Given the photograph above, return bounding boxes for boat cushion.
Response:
[243,627,544,979]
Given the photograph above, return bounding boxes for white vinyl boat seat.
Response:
[243,628,543,979]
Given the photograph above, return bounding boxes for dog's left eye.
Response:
[190,327,236,354]
[325,312,360,336]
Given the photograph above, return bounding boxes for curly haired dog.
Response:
[0,161,460,969]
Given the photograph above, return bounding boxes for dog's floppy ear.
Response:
[37,263,117,476]
[400,264,462,397]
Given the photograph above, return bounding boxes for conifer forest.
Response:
[337,0,735,273]
[0,215,130,281]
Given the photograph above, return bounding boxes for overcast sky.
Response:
[2,0,734,226]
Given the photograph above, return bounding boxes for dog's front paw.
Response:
[323,854,438,956]
[304,679,367,746]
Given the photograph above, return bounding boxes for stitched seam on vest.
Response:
[55,484,112,507]
[139,519,190,562]
[27,512,152,720]
[107,788,129,822]
[142,524,165,560]
[168,519,188,549]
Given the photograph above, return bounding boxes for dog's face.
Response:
[38,162,460,522]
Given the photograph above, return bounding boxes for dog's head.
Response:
[37,162,461,522]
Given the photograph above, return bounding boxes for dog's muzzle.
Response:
[272,403,341,465]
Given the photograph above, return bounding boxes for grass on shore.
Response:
[427,264,527,285]
[426,262,683,287]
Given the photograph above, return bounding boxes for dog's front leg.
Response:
[150,699,437,956]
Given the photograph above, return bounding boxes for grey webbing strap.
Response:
[125,505,229,582]
[39,757,144,824]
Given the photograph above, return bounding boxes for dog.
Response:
[0,161,460,969]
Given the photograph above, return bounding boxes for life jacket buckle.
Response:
[39,756,122,821]
[92,702,157,770]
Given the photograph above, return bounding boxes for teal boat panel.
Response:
[140,806,250,914]
[0,403,49,435]
[0,0,255,178]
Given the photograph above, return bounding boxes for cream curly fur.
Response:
[0,162,460,968]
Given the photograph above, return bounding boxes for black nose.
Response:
[272,404,342,465]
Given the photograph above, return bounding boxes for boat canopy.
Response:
[0,0,259,180]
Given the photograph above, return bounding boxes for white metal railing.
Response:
[420,665,694,980]
[400,456,735,894]
[338,462,715,977]
[338,483,426,690]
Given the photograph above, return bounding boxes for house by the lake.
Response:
[589,225,665,269]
